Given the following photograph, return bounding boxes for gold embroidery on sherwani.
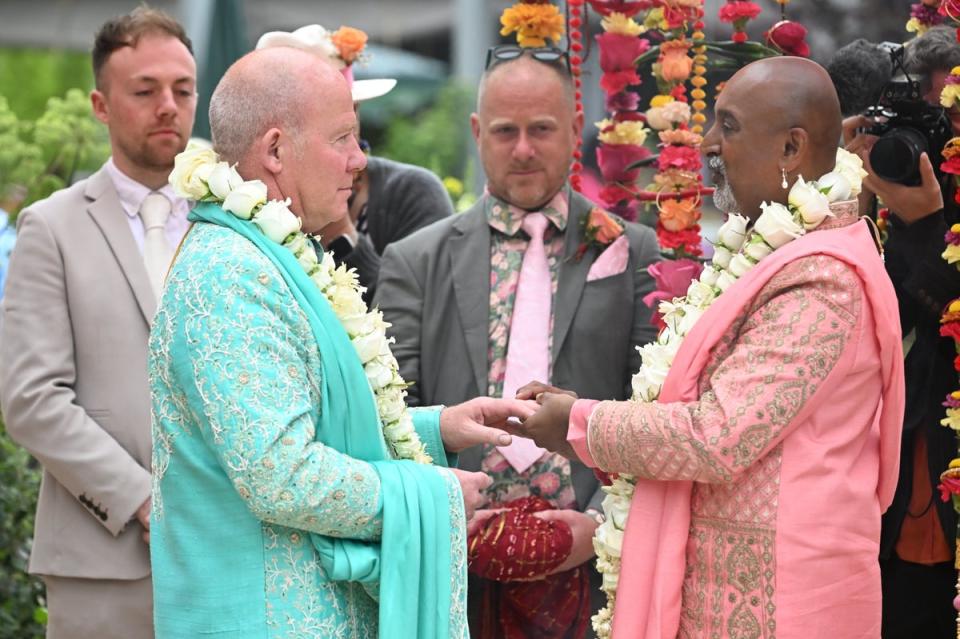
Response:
[587,253,864,639]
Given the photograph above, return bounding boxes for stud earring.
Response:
[781,168,789,189]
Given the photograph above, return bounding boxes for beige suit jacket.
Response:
[0,167,154,579]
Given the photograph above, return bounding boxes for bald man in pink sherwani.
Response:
[511,57,905,639]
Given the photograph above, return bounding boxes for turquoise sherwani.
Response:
[149,220,467,638]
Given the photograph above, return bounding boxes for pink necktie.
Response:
[498,212,550,473]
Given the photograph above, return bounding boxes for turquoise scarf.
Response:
[189,203,460,638]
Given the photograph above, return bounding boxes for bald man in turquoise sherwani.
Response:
[148,47,527,639]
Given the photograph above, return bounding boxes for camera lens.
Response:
[869,126,927,184]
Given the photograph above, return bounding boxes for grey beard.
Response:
[707,156,741,215]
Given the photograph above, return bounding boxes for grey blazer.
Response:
[375,190,661,511]
[0,167,153,579]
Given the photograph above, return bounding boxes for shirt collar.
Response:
[485,188,569,236]
[104,157,189,221]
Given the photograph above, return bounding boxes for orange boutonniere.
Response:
[576,208,624,261]
[331,26,368,64]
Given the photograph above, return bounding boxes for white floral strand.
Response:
[591,148,867,637]
[170,142,432,464]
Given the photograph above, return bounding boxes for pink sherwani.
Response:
[569,203,904,639]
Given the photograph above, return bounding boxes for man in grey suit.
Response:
[0,8,196,638]
[376,48,660,637]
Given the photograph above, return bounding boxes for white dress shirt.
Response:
[103,158,191,254]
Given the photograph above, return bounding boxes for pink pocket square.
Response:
[587,235,629,282]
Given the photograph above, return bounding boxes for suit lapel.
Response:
[552,193,595,364]
[449,203,492,397]
[85,169,156,324]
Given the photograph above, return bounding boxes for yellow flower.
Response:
[952,66,960,76]
[941,83,960,109]
[906,18,927,35]
[951,223,960,233]
[950,458,960,469]
[596,119,649,146]
[644,8,667,31]
[944,243,960,265]
[650,95,675,108]
[950,299,960,313]
[500,2,565,48]
[941,407,960,430]
[602,12,645,36]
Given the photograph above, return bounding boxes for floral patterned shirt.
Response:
[480,191,577,510]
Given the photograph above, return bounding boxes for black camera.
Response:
[865,42,952,186]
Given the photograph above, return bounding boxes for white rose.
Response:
[685,280,716,308]
[754,201,803,248]
[658,300,682,333]
[743,237,774,261]
[206,162,244,200]
[296,244,319,270]
[169,141,218,200]
[834,148,868,197]
[329,284,366,318]
[678,305,705,335]
[384,417,415,442]
[365,358,395,390]
[253,198,301,243]
[602,493,631,529]
[352,332,383,364]
[788,177,832,230]
[311,264,334,292]
[631,368,660,402]
[712,244,733,269]
[716,213,749,251]
[716,269,738,292]
[222,180,268,220]
[342,312,376,338]
[817,171,852,203]
[379,387,407,423]
[594,520,624,558]
[661,101,692,124]
[726,253,754,278]
[698,265,720,287]
[644,106,669,131]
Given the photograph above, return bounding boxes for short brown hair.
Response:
[92,6,193,89]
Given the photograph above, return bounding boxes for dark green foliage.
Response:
[0,417,45,638]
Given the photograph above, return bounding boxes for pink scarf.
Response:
[611,218,904,639]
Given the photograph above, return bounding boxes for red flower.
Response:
[597,32,651,73]
[601,69,642,95]
[599,183,637,206]
[597,142,651,182]
[940,0,960,18]
[731,31,748,43]
[942,157,960,175]
[587,0,655,17]
[719,1,762,22]
[765,20,810,57]
[941,322,960,342]
[954,354,960,372]
[656,222,703,256]
[658,145,702,172]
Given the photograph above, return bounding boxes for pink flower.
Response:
[531,472,561,496]
[597,32,651,73]
[606,91,640,112]
[642,258,704,328]
[597,142,651,183]
[765,20,810,57]
[600,69,641,95]
[658,145,701,172]
[719,1,762,23]
[586,0,655,17]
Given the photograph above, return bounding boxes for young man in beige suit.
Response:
[0,8,196,638]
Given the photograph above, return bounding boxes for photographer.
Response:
[839,26,960,639]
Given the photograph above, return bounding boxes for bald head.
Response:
[209,47,349,164]
[727,57,841,174]
[703,57,843,218]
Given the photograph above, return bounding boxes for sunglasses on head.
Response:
[484,45,570,72]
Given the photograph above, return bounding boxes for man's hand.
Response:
[503,392,578,459]
[466,507,508,536]
[532,509,599,574]
[450,469,493,520]
[860,150,943,225]
[514,380,578,401]
[318,214,358,248]
[842,114,878,154]
[439,397,538,453]
[136,497,150,544]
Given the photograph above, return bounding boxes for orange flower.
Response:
[500,2,565,47]
[587,208,624,244]
[659,39,693,83]
[653,168,700,192]
[659,197,700,232]
[658,129,702,147]
[331,26,367,64]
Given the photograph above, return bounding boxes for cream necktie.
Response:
[139,192,174,299]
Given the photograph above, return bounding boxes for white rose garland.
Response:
[591,148,866,638]
[170,142,432,465]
